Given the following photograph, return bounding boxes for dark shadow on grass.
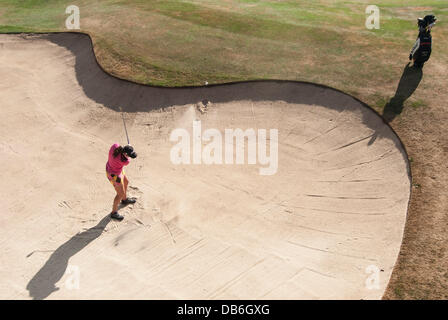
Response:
[383,63,423,122]
[26,215,111,300]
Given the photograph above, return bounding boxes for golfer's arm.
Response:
[410,38,420,56]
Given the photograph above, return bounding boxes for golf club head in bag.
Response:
[418,15,437,32]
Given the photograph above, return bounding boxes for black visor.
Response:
[123,145,137,158]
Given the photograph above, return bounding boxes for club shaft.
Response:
[121,112,130,145]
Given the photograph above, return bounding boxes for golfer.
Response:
[106,143,137,220]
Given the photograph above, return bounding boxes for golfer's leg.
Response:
[123,175,129,200]
[113,183,125,212]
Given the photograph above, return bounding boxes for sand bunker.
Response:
[0,33,410,299]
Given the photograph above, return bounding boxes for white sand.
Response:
[0,33,410,300]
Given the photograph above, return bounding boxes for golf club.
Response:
[119,106,130,145]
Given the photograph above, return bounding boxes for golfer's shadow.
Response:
[26,215,111,300]
[382,63,423,122]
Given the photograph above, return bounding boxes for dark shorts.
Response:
[106,170,125,187]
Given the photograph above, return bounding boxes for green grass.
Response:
[1,0,445,103]
[0,25,32,32]
[0,1,445,94]
[0,0,68,31]
[114,0,345,45]
[0,0,445,107]
[408,99,427,109]
[371,94,390,111]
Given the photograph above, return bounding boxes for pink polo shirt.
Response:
[106,143,130,175]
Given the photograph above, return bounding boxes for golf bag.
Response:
[410,15,436,68]
[413,32,432,67]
